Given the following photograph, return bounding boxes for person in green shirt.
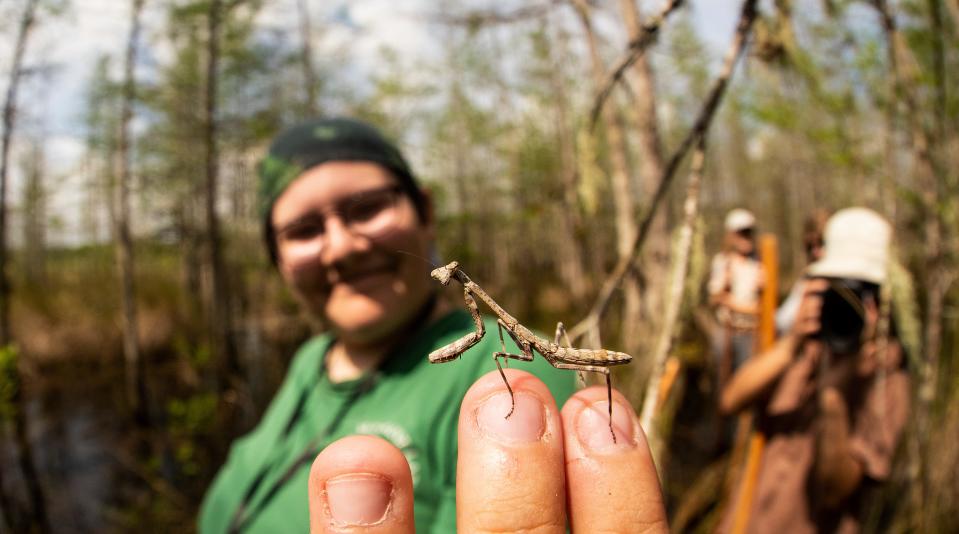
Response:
[198,117,577,534]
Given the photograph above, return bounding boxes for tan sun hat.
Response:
[724,208,756,232]
[806,207,890,284]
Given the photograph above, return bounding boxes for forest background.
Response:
[0,0,956,532]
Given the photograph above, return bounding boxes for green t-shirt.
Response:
[198,309,577,533]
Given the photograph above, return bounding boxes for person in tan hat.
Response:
[708,208,765,389]
[717,207,911,533]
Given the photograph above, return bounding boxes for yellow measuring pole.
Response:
[730,233,778,534]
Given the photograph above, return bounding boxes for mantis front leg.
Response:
[428,287,486,363]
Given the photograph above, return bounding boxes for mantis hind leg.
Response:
[551,363,617,444]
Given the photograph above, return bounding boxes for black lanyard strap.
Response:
[228,372,377,534]
[227,293,438,533]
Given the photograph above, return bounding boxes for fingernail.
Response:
[325,473,393,526]
[477,392,545,442]
[577,400,636,452]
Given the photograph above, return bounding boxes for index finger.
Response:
[794,278,829,336]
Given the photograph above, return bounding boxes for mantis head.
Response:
[430,261,460,285]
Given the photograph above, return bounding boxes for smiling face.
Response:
[271,161,435,346]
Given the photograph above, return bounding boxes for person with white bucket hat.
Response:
[717,207,911,533]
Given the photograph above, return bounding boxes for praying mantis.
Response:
[428,261,633,441]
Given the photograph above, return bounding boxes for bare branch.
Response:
[569,0,759,344]
[589,0,686,126]
[639,136,705,436]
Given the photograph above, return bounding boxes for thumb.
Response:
[309,435,415,534]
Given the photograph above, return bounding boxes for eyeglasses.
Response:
[275,185,405,247]
[735,227,754,238]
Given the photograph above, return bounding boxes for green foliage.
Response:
[0,344,19,422]
[663,14,710,102]
[510,121,559,201]
[358,46,438,135]
[83,55,121,151]
[174,336,211,369]
[741,89,800,131]
[166,392,218,477]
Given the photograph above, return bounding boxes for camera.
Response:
[817,278,878,355]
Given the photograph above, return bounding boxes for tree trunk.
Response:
[571,0,642,353]
[205,0,241,392]
[0,3,46,530]
[872,2,951,524]
[545,18,589,304]
[114,0,147,424]
[620,0,671,351]
[0,0,37,347]
[296,0,320,115]
[638,138,705,462]
[12,383,49,533]
[0,444,16,531]
[919,0,950,414]
[21,141,46,285]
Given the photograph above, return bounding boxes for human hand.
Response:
[790,278,829,341]
[307,369,668,533]
[814,283,882,387]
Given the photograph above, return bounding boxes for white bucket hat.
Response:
[806,207,890,284]
[724,208,756,232]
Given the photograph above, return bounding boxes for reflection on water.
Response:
[3,365,124,533]
[0,321,298,533]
